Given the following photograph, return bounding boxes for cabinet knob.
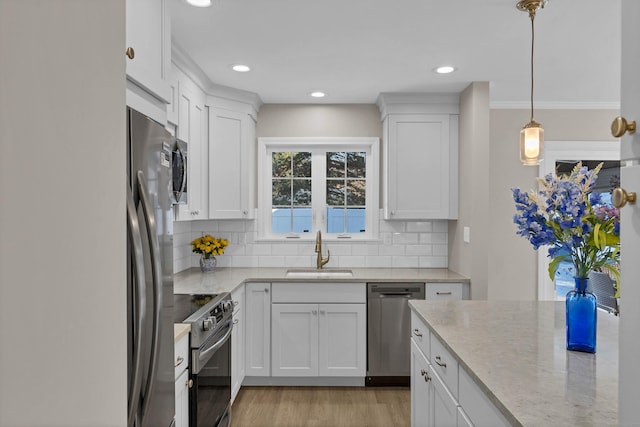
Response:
[264,288,269,293]
[312,310,318,315]
[126,47,135,59]
[186,379,193,388]
[612,187,637,208]
[243,210,248,215]
[611,116,636,137]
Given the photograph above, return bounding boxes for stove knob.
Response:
[203,316,216,331]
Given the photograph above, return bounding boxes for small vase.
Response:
[566,276,597,353]
[199,256,217,273]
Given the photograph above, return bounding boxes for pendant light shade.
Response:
[520,121,544,165]
[517,0,547,166]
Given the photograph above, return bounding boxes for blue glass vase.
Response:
[566,276,597,353]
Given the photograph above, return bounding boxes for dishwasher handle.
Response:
[378,292,415,298]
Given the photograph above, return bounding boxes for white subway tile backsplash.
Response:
[173,217,449,273]
[393,233,419,245]
[433,220,448,233]
[406,221,432,233]
[392,256,419,268]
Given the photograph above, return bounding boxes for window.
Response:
[258,138,379,240]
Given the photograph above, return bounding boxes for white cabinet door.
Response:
[174,368,189,427]
[231,285,245,403]
[174,76,208,221]
[272,304,319,377]
[619,1,640,423]
[125,0,170,102]
[318,303,366,377]
[411,340,432,427]
[430,365,458,427]
[245,283,271,376]
[209,107,255,219]
[384,114,457,220]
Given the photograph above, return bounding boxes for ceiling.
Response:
[169,0,621,107]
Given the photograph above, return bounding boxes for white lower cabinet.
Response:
[175,369,189,427]
[411,340,432,427]
[271,282,367,378]
[271,303,366,377]
[244,282,271,376]
[411,313,510,427]
[231,285,245,403]
[174,333,190,427]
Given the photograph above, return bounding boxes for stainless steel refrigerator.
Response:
[127,107,175,427]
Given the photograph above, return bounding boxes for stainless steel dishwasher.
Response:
[366,282,425,386]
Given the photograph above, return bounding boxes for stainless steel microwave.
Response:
[171,139,188,205]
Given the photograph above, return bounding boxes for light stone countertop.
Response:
[409,300,619,426]
[174,323,190,342]
[174,267,469,295]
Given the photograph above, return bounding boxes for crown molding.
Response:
[376,92,460,119]
[490,100,620,110]
[172,42,263,114]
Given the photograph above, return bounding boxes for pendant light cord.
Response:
[529,11,535,123]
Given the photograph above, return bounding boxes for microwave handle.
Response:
[174,144,187,202]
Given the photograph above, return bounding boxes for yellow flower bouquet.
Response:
[190,234,229,259]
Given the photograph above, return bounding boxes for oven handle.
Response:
[198,320,233,366]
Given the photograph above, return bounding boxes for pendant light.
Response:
[517,0,547,166]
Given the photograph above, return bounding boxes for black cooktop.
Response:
[173,293,219,323]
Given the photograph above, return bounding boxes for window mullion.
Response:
[312,151,326,233]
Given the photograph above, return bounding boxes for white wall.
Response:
[487,108,618,300]
[448,82,491,299]
[0,2,126,426]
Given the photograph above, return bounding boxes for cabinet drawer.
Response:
[410,311,430,359]
[174,333,189,380]
[430,333,458,399]
[272,282,365,303]
[426,282,463,300]
[459,367,511,427]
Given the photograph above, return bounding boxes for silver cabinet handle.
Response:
[312,310,318,315]
[175,356,185,368]
[319,310,325,315]
[436,291,452,295]
[233,319,239,325]
[413,329,423,337]
[420,369,431,382]
[435,355,447,368]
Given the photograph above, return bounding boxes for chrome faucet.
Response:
[315,230,330,269]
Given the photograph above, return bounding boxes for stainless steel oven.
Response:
[175,293,233,427]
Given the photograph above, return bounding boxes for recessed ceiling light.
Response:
[434,66,456,74]
[310,91,326,98]
[231,64,251,72]
[186,0,212,6]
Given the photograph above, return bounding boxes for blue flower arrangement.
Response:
[512,162,620,293]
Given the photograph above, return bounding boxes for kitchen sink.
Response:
[285,269,354,278]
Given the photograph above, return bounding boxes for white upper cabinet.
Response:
[125,0,171,103]
[172,65,208,221]
[208,96,258,219]
[378,93,459,220]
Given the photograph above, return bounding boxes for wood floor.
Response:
[230,386,410,427]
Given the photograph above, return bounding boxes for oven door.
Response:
[191,319,232,427]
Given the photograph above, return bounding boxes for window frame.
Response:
[257,137,379,241]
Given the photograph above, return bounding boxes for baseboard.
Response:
[242,376,365,387]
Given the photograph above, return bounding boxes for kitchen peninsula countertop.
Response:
[174,267,469,295]
[409,300,619,426]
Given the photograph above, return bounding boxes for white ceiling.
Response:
[169,0,621,107]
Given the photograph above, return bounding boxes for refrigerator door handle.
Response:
[127,185,147,427]
[136,170,163,424]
